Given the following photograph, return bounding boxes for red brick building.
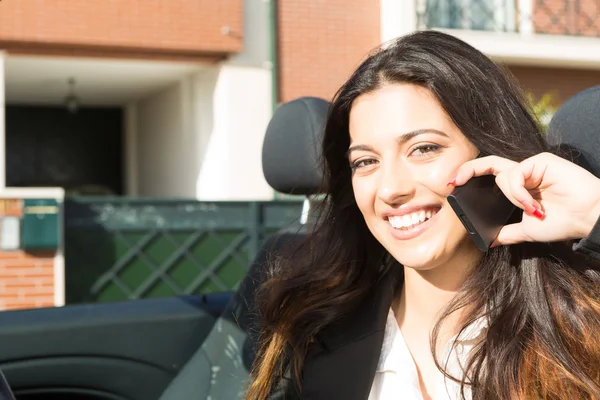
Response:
[278,0,600,104]
[0,0,243,60]
[0,0,599,310]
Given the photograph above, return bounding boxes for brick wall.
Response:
[509,65,600,104]
[0,251,55,311]
[533,0,600,37]
[0,199,56,311]
[0,0,243,60]
[277,0,381,103]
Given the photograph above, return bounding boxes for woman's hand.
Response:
[451,152,600,246]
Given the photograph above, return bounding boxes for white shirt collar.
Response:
[376,308,488,373]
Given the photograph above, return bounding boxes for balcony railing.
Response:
[416,0,600,38]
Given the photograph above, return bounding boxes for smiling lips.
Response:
[386,207,440,230]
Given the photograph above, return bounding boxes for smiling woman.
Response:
[247,31,600,400]
[348,85,480,271]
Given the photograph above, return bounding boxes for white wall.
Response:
[124,104,138,195]
[194,0,274,200]
[128,0,275,200]
[193,65,273,200]
[380,0,417,44]
[133,79,195,197]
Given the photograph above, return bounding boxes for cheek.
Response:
[352,179,376,216]
[414,162,461,196]
[414,147,478,195]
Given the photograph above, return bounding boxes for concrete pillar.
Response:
[518,0,534,36]
[380,0,417,45]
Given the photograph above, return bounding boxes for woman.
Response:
[247,31,600,399]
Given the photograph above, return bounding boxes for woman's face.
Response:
[348,83,480,270]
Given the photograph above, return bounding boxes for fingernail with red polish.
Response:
[522,201,545,220]
[531,208,545,220]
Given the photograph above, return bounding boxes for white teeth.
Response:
[388,209,437,229]
[411,213,420,225]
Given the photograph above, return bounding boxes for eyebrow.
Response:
[346,128,449,157]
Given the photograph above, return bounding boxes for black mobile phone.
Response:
[447,175,518,252]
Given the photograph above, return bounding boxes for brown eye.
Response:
[350,158,378,171]
[410,144,442,157]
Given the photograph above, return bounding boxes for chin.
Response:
[389,234,482,273]
[390,246,445,270]
[392,254,443,271]
[381,227,471,270]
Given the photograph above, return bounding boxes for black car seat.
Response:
[546,85,600,178]
[159,96,330,400]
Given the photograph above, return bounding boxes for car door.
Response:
[0,292,232,400]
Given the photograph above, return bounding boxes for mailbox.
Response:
[20,199,60,250]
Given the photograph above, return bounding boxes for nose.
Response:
[376,162,415,205]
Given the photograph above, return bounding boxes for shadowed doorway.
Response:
[5,105,123,195]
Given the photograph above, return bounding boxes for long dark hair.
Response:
[247,30,600,399]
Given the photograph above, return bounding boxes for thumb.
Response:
[492,223,531,247]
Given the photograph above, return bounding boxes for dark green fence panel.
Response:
[64,197,303,304]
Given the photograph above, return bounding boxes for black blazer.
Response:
[270,270,400,400]
[268,221,600,400]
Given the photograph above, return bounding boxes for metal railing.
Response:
[417,0,600,37]
[64,197,304,304]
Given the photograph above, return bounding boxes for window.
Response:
[420,0,517,32]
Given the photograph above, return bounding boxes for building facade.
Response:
[0,0,599,310]
[278,0,600,104]
[0,0,274,310]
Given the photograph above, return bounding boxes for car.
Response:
[0,83,598,399]
[0,96,330,400]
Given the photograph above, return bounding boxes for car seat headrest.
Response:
[261,97,330,195]
[546,85,600,177]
